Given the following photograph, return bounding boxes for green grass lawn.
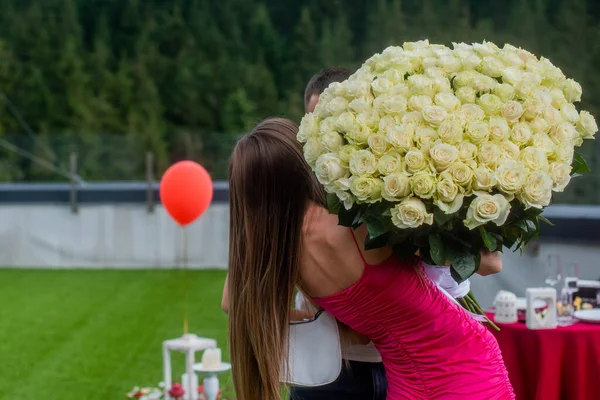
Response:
[0,269,231,400]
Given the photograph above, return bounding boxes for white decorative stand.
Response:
[194,362,232,400]
[526,287,557,330]
[163,334,218,400]
[493,290,518,323]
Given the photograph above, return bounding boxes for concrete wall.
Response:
[0,202,598,308]
[0,204,229,269]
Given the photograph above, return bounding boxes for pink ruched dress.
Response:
[311,237,515,399]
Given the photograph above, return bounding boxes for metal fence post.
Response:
[146,151,155,213]
[69,152,78,214]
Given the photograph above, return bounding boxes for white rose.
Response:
[349,149,378,177]
[461,104,486,121]
[351,176,383,203]
[481,56,504,77]
[529,117,551,134]
[516,72,542,97]
[489,117,510,141]
[429,142,459,172]
[472,73,499,92]
[439,55,462,73]
[473,167,497,191]
[502,100,524,122]
[448,162,474,188]
[391,197,433,229]
[408,74,435,96]
[518,170,553,209]
[346,80,371,98]
[510,122,532,146]
[499,140,521,162]
[379,115,400,133]
[298,113,319,143]
[339,144,360,165]
[522,98,544,120]
[477,142,501,167]
[315,153,348,185]
[326,97,349,116]
[335,190,355,211]
[425,67,445,78]
[348,124,372,146]
[434,77,454,94]
[321,131,344,152]
[304,137,325,168]
[550,88,567,109]
[434,173,464,214]
[408,95,433,112]
[502,66,524,86]
[404,149,429,173]
[551,142,574,165]
[560,103,580,124]
[478,94,504,116]
[356,110,381,130]
[421,105,447,127]
[577,110,598,139]
[336,111,356,134]
[402,111,424,127]
[495,161,527,194]
[415,126,439,151]
[498,48,524,67]
[382,68,405,84]
[410,171,437,199]
[437,118,464,145]
[456,87,477,104]
[435,92,461,112]
[386,124,415,152]
[531,132,556,157]
[466,121,490,144]
[371,77,393,95]
[543,105,565,127]
[392,83,410,97]
[532,87,553,105]
[550,122,578,145]
[563,79,582,102]
[368,134,390,155]
[473,41,500,56]
[319,117,337,134]
[494,83,516,102]
[520,147,549,171]
[548,162,572,192]
[378,151,403,176]
[383,172,412,201]
[375,94,408,115]
[349,96,373,113]
[458,141,478,162]
[464,193,511,230]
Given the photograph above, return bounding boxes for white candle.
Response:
[201,348,221,370]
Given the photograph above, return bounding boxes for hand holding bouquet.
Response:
[299,40,597,283]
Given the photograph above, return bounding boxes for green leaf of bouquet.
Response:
[537,215,555,227]
[428,234,446,266]
[433,207,454,226]
[339,204,359,227]
[479,227,497,252]
[515,219,528,232]
[448,248,478,283]
[364,231,389,250]
[327,193,341,215]
[366,216,388,239]
[572,152,591,174]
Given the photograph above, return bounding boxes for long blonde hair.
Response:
[227,118,325,400]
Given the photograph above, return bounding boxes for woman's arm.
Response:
[477,251,502,276]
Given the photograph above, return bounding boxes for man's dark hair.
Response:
[304,67,352,111]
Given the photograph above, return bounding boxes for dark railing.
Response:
[0,182,599,242]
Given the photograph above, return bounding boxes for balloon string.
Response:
[183,226,189,335]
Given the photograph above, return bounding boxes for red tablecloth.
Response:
[486,313,600,400]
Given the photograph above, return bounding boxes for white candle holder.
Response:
[526,287,557,330]
[163,334,218,400]
[194,362,232,400]
[493,290,518,324]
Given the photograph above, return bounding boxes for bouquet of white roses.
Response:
[299,40,597,285]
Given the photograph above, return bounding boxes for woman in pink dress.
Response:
[226,118,515,400]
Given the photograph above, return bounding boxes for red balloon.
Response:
[160,161,213,226]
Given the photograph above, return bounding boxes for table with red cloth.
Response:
[486,313,600,400]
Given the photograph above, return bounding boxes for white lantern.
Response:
[493,290,518,323]
[526,287,557,330]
